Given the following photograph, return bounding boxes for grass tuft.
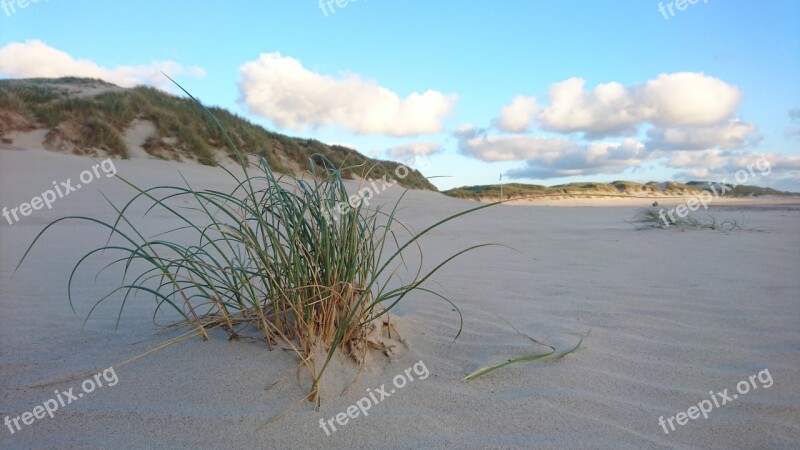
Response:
[18,82,496,404]
[628,207,769,233]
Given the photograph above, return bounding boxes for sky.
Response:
[1,0,799,191]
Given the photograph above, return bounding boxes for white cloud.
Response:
[383,141,442,171]
[662,150,800,187]
[662,149,730,170]
[495,72,743,138]
[757,152,800,172]
[238,52,457,136]
[0,40,205,89]
[504,139,648,179]
[536,78,641,137]
[386,141,442,159]
[638,72,741,127]
[472,72,761,179]
[646,120,758,151]
[494,95,538,132]
[456,125,647,178]
[457,126,576,162]
[455,123,478,136]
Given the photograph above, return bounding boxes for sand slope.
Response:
[1,148,798,449]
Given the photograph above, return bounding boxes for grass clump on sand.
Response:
[18,85,495,405]
[629,207,767,232]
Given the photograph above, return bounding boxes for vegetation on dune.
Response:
[628,207,768,232]
[444,181,703,200]
[444,183,550,200]
[686,181,797,197]
[444,179,795,201]
[611,180,665,194]
[0,77,435,190]
[662,181,705,194]
[551,182,620,194]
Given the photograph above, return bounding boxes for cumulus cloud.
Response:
[456,124,576,162]
[386,141,442,159]
[738,153,800,176]
[0,40,205,89]
[456,125,647,178]
[495,72,744,138]
[494,95,538,132]
[504,139,648,179]
[469,72,763,179]
[383,141,442,170]
[767,153,800,172]
[638,72,741,127]
[661,149,730,171]
[668,150,800,185]
[536,78,641,137]
[238,52,457,136]
[646,120,759,151]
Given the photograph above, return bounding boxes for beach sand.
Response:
[1,148,799,449]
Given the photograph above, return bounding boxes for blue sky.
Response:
[1,0,799,190]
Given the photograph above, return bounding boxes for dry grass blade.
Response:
[464,329,586,381]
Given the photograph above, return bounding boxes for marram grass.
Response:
[17,82,499,404]
[629,207,768,233]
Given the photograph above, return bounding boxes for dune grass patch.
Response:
[629,207,768,232]
[18,85,496,405]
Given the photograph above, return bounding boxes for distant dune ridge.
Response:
[444,180,799,202]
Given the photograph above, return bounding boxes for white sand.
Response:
[1,148,799,449]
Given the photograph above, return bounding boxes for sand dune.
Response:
[1,148,799,449]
